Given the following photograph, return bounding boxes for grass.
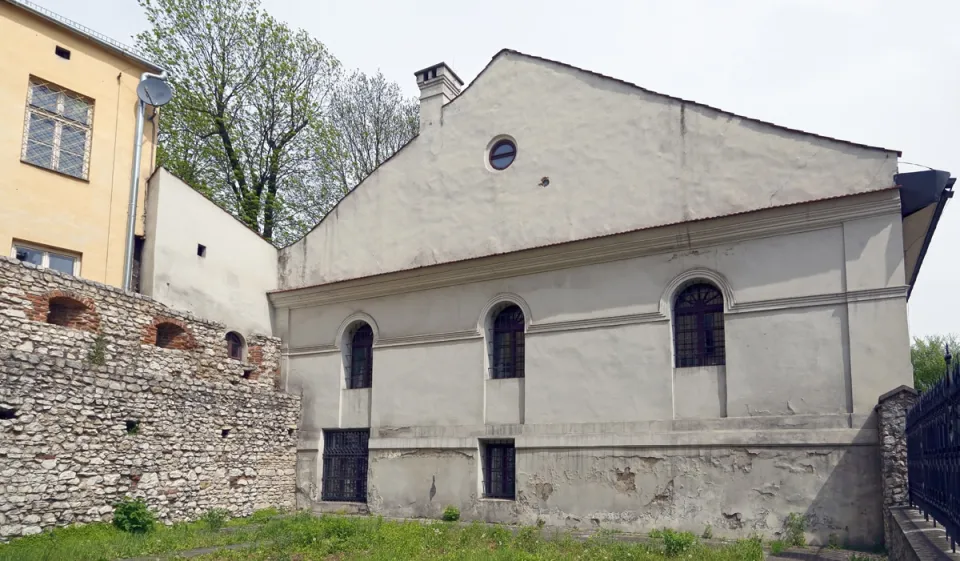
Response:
[0,509,277,561]
[0,511,773,561]
[191,515,767,561]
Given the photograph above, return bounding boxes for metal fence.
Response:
[906,345,960,553]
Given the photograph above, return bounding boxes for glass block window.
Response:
[491,305,525,379]
[12,243,79,275]
[673,283,725,367]
[22,78,94,180]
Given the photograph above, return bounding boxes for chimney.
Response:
[415,62,463,133]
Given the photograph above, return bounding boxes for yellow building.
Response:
[0,0,160,287]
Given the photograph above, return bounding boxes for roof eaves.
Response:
[4,0,164,73]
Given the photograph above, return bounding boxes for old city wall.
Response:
[0,257,300,540]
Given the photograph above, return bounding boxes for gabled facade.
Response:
[0,0,160,287]
[141,50,952,547]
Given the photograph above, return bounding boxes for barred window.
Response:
[346,323,373,389]
[22,79,94,180]
[491,305,525,379]
[673,283,725,367]
[482,439,516,499]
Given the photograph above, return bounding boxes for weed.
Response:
[770,539,786,554]
[827,533,842,549]
[112,497,155,534]
[441,505,460,522]
[650,528,698,557]
[200,508,231,532]
[87,332,107,366]
[784,512,806,547]
[702,524,713,539]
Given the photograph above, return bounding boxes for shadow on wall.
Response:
[803,422,883,549]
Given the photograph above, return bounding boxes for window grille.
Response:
[491,305,525,379]
[673,283,725,367]
[22,78,94,180]
[347,324,373,389]
[321,429,369,502]
[482,439,516,499]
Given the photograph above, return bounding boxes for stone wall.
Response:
[0,257,300,540]
[876,386,919,549]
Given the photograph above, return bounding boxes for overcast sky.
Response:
[34,0,959,338]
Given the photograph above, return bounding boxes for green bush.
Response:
[770,539,786,554]
[701,524,713,539]
[441,505,460,522]
[200,508,231,531]
[650,528,698,557]
[784,513,806,547]
[112,497,155,534]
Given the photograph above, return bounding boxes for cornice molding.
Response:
[527,311,667,334]
[282,285,908,357]
[270,192,901,310]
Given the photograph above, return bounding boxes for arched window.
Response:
[226,332,245,360]
[347,323,373,389]
[673,283,725,367]
[491,305,525,379]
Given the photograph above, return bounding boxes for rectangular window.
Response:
[11,242,80,276]
[321,429,369,503]
[21,78,94,180]
[482,440,516,500]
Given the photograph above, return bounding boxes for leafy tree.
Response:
[136,0,419,245]
[911,333,960,391]
[136,0,339,244]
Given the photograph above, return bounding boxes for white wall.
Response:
[142,169,278,336]
[278,52,898,289]
[282,204,913,437]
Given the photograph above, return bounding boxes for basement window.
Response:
[0,407,16,420]
[221,429,231,438]
[197,244,206,257]
[55,46,71,60]
[481,439,516,500]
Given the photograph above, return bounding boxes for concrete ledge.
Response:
[887,506,959,561]
[368,428,877,450]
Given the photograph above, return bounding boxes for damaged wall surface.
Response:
[364,426,882,547]
[0,257,300,540]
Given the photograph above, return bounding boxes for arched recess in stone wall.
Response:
[27,290,100,332]
[143,317,197,350]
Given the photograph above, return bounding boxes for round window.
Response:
[489,139,517,170]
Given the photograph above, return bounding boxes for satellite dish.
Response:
[136,76,173,107]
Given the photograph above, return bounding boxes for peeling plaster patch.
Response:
[614,467,636,492]
[534,482,554,501]
[723,511,744,529]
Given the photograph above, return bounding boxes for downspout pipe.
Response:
[122,71,167,292]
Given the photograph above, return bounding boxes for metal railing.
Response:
[906,345,960,553]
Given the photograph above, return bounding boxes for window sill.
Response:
[21,159,89,183]
[479,497,516,502]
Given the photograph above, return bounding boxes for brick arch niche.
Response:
[27,290,100,332]
[142,317,196,350]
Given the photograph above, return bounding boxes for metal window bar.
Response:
[673,283,726,367]
[491,305,525,379]
[482,440,516,499]
[22,79,93,180]
[321,429,369,503]
[348,324,373,389]
[906,345,960,553]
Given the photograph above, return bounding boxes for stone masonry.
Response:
[0,257,301,540]
[875,385,919,550]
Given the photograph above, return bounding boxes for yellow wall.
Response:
[0,2,157,287]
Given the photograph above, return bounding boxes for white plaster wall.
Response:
[278,52,898,289]
[142,169,278,336]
